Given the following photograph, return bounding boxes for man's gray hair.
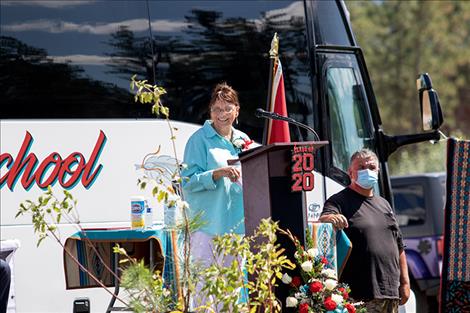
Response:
[350,148,378,165]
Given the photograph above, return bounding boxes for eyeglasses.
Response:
[210,105,236,115]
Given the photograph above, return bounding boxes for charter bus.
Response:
[0,1,443,312]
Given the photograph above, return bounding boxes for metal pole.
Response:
[145,0,157,85]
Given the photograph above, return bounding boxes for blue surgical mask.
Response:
[356,169,378,189]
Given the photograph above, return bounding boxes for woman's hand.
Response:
[212,166,240,182]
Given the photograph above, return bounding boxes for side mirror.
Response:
[416,73,443,131]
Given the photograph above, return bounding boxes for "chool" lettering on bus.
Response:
[0,131,107,191]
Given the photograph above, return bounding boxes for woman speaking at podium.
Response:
[182,82,251,267]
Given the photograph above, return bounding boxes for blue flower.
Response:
[299,284,309,294]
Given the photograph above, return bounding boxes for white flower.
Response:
[307,248,319,258]
[324,279,337,290]
[232,138,245,148]
[321,268,337,279]
[281,273,292,284]
[162,288,171,297]
[301,260,313,272]
[331,293,344,304]
[286,296,298,307]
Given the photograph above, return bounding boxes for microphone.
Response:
[255,108,320,141]
[255,108,286,120]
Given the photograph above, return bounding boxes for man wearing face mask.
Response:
[319,149,410,313]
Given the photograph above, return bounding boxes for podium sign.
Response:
[291,144,315,192]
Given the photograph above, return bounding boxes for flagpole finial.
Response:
[269,33,279,59]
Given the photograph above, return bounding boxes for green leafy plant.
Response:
[131,75,194,312]
[197,219,295,313]
[108,217,296,313]
[17,187,129,307]
[113,245,174,313]
[244,219,296,313]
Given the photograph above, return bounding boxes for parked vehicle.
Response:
[1,1,443,311]
[392,172,446,313]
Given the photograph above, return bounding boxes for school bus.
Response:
[0,1,443,312]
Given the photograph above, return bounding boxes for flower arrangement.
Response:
[232,136,254,152]
[281,230,366,313]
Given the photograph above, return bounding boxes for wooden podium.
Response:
[237,142,327,243]
[236,141,327,307]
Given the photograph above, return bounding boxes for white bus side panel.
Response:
[324,176,347,200]
[305,174,346,222]
[304,171,326,222]
[1,119,199,312]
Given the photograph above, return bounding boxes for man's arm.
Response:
[398,249,410,305]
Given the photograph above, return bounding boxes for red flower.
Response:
[324,297,337,311]
[345,303,356,313]
[321,256,329,265]
[291,276,302,287]
[338,287,349,299]
[242,139,254,150]
[299,303,309,313]
[309,281,323,293]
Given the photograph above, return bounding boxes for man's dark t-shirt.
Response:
[322,188,404,301]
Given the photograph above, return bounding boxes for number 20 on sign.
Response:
[291,145,315,192]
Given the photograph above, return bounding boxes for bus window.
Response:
[0,1,151,119]
[1,1,315,144]
[146,1,314,142]
[326,66,375,173]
